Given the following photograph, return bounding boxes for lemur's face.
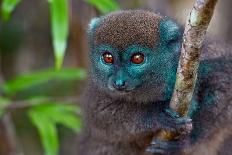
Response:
[88,10,181,102]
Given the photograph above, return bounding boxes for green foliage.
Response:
[85,0,120,14]
[0,97,11,117]
[0,0,83,151]
[1,0,21,21]
[0,68,85,155]
[2,68,86,97]
[29,110,58,155]
[1,0,70,70]
[28,103,81,155]
[48,0,69,70]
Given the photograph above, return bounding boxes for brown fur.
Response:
[95,10,162,50]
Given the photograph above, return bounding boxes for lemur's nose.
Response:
[113,80,127,90]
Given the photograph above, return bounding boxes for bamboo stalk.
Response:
[0,54,26,155]
[154,0,218,142]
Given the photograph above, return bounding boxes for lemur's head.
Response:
[87,10,182,103]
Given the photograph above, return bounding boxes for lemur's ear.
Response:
[87,17,101,38]
[159,19,182,45]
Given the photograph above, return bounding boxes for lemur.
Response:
[78,10,232,155]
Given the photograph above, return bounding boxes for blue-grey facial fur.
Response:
[88,16,182,103]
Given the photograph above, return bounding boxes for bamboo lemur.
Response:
[78,10,232,155]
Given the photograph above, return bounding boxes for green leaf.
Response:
[1,0,21,21]
[29,110,59,155]
[0,97,11,117]
[85,0,119,14]
[2,68,86,97]
[31,103,82,132]
[48,0,69,70]
[28,103,82,155]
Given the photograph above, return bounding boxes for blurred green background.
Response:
[0,0,231,155]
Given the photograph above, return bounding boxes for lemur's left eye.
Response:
[131,53,144,64]
[102,52,114,64]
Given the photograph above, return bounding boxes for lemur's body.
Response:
[78,10,232,155]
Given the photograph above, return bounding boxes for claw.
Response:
[146,146,165,154]
[145,139,181,155]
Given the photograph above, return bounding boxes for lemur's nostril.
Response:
[115,80,125,86]
[113,80,127,90]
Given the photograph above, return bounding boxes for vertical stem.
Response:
[0,51,18,155]
[153,0,218,142]
[0,54,3,85]
[170,0,218,115]
[0,114,18,155]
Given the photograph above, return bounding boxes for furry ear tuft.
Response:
[159,19,182,44]
[87,17,101,37]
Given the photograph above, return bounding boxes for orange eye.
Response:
[103,52,114,64]
[131,53,144,64]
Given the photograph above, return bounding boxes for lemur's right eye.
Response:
[131,53,144,64]
[102,52,114,64]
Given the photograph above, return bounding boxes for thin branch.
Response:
[4,96,81,111]
[154,0,218,141]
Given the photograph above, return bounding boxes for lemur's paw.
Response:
[146,139,181,155]
[159,108,192,136]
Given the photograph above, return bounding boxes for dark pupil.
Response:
[103,53,113,63]
[132,53,144,64]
